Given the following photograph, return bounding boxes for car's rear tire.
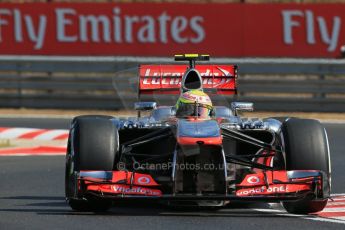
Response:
[65,115,119,212]
[281,118,331,214]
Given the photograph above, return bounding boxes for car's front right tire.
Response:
[65,115,119,212]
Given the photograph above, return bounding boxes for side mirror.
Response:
[134,102,157,111]
[231,102,254,116]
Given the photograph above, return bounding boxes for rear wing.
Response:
[138,64,238,98]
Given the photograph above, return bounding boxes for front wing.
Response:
[73,169,330,202]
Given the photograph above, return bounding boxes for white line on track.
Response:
[303,217,345,224]
[253,208,345,225]
[254,194,345,225]
[161,195,345,226]
[322,208,345,212]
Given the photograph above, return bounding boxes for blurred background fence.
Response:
[1,1,345,112]
[0,56,345,112]
[4,0,345,3]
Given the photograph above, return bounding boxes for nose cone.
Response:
[177,119,222,146]
[178,120,220,138]
[181,68,203,93]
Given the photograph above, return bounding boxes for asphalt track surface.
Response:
[0,118,344,230]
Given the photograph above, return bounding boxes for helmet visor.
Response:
[177,103,211,118]
[197,106,210,117]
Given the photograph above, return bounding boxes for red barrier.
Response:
[0,3,344,57]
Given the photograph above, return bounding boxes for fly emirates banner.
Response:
[0,3,344,57]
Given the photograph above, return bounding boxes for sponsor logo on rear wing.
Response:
[138,64,237,95]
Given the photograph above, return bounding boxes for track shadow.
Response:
[0,195,293,218]
[36,209,293,218]
[0,196,63,201]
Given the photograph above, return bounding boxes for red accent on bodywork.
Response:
[236,170,318,197]
[139,65,236,95]
[113,171,159,186]
[236,184,311,196]
[252,150,274,173]
[239,171,288,187]
[87,184,162,196]
[177,136,222,146]
[81,171,159,187]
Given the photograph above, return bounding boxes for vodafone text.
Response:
[237,185,289,196]
[112,185,161,196]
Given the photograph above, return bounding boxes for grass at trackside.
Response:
[0,139,12,148]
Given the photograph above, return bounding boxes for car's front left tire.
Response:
[281,118,331,214]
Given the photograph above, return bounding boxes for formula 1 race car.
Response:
[65,54,331,214]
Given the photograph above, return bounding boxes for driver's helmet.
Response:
[175,90,213,118]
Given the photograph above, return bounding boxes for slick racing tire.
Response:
[281,118,331,214]
[269,117,289,123]
[65,115,119,212]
